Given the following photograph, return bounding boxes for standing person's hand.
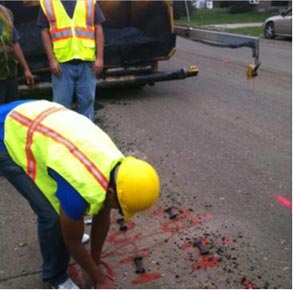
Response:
[93,58,103,76]
[50,59,62,77]
[24,68,34,86]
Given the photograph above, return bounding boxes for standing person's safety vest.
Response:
[40,0,96,63]
[4,100,124,215]
[0,5,18,80]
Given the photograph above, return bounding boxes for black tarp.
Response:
[16,22,176,71]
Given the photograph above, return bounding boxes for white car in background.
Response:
[263,7,292,39]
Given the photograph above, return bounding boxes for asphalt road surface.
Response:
[0,36,291,289]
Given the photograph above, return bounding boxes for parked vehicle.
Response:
[263,7,292,39]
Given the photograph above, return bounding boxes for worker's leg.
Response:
[0,150,70,285]
[0,79,8,104]
[0,77,20,104]
[52,63,75,109]
[4,76,20,103]
[75,62,96,121]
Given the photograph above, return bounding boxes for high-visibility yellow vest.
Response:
[40,0,96,63]
[4,100,124,215]
[0,5,18,80]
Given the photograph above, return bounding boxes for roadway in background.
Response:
[0,36,291,289]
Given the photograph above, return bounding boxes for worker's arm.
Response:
[93,24,104,75]
[41,28,61,77]
[12,42,34,85]
[90,203,111,263]
[59,209,113,288]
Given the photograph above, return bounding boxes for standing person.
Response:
[0,100,160,289]
[37,0,105,121]
[0,3,34,104]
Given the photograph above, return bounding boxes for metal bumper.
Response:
[96,66,199,88]
[18,66,199,92]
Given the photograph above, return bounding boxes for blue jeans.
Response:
[52,61,96,121]
[0,150,70,285]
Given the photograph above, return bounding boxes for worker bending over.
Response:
[0,100,160,289]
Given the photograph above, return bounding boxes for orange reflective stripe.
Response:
[36,124,109,190]
[27,107,63,180]
[8,112,34,178]
[9,110,109,189]
[10,107,64,180]
[51,27,72,34]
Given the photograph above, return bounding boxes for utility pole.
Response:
[184,0,191,22]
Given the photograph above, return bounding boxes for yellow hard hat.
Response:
[116,156,160,220]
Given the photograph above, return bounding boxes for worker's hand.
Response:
[93,58,103,76]
[24,68,35,86]
[94,275,114,289]
[50,59,62,77]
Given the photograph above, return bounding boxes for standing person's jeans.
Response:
[52,61,97,121]
[0,150,70,286]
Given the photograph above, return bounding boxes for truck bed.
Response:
[6,1,200,89]
[7,1,176,73]
[16,21,175,72]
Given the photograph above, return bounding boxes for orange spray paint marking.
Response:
[119,251,150,264]
[275,195,292,209]
[192,255,222,270]
[181,242,193,250]
[204,213,213,220]
[161,211,213,233]
[200,239,211,247]
[222,237,236,245]
[161,209,201,232]
[241,278,256,289]
[150,207,164,216]
[131,272,161,285]
[108,232,142,244]
[182,239,210,250]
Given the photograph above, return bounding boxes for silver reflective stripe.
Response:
[51,29,72,40]
[75,28,95,39]
[86,0,94,27]
[43,0,55,23]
